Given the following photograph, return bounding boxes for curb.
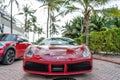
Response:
[93,55,120,64]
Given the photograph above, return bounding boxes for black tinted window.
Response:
[0,34,17,41]
[39,37,77,45]
[17,35,28,42]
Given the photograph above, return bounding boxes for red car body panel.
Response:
[15,42,30,58]
[0,41,16,57]
[23,44,92,75]
[0,33,31,62]
[0,47,5,57]
[0,41,30,59]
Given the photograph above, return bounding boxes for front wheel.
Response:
[2,49,15,65]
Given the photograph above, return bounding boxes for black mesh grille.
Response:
[24,62,48,72]
[67,62,91,72]
[52,65,64,72]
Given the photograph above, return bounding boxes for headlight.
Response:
[25,47,33,57]
[26,50,33,57]
[0,42,5,48]
[83,46,90,58]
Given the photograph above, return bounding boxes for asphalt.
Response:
[93,54,120,64]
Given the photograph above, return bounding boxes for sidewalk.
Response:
[93,54,120,64]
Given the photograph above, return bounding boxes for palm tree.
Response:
[91,7,120,30]
[67,0,110,46]
[90,15,106,31]
[18,5,36,40]
[37,0,67,38]
[0,0,7,10]
[30,15,38,42]
[18,4,36,32]
[37,27,43,39]
[49,7,70,37]
[29,15,43,42]
[71,16,83,36]
[7,0,19,33]
[102,7,120,17]
[49,12,60,37]
[62,22,75,38]
[50,23,59,37]
[62,16,84,38]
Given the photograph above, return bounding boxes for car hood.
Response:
[31,45,86,61]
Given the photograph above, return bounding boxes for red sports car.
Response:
[0,33,31,65]
[23,37,92,75]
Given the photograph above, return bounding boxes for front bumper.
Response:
[23,58,92,75]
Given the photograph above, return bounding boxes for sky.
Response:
[4,0,79,42]
[2,0,120,42]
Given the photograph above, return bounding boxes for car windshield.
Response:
[0,34,16,41]
[39,37,78,46]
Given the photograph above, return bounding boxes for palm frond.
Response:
[102,7,120,17]
[66,5,80,12]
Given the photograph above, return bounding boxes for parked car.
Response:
[0,33,31,65]
[23,37,92,75]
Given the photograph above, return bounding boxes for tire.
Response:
[2,49,15,65]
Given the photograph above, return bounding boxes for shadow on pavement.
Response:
[53,77,76,80]
[20,73,87,80]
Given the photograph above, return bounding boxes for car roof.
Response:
[46,37,73,40]
[0,33,20,35]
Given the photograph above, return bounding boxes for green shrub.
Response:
[34,37,45,45]
[77,28,120,55]
[74,37,81,45]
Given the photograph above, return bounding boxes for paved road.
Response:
[0,59,120,80]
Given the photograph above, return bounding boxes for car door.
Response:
[15,35,30,58]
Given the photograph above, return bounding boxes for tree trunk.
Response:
[50,14,52,37]
[47,6,50,38]
[85,18,89,46]
[84,10,90,46]
[24,14,29,39]
[25,14,28,32]
[80,18,83,35]
[10,0,13,34]
[33,32,35,42]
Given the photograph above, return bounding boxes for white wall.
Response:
[0,10,24,35]
[0,25,23,35]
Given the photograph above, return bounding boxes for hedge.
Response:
[74,28,120,55]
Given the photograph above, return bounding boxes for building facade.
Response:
[0,9,24,35]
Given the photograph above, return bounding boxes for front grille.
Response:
[24,62,48,72]
[24,61,91,73]
[67,62,91,72]
[52,65,64,72]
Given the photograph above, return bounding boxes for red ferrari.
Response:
[23,37,92,75]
